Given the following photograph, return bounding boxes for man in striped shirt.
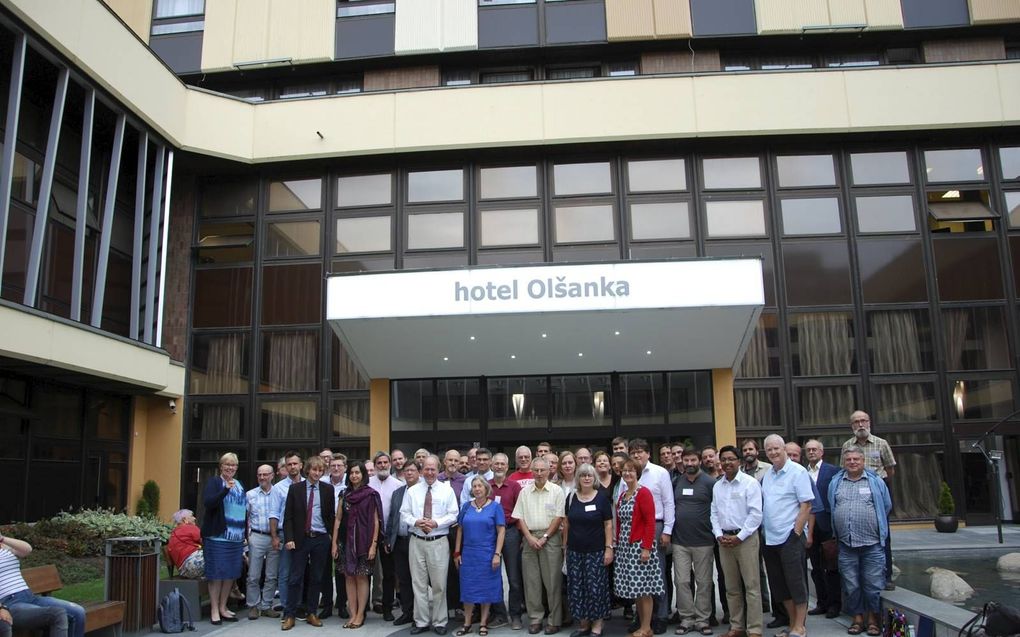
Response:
[0,534,84,637]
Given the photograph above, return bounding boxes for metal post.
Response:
[130,133,147,339]
[71,89,95,321]
[0,32,26,298]
[90,114,126,328]
[155,149,174,348]
[143,145,164,344]
[23,66,69,306]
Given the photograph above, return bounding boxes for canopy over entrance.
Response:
[326,259,764,379]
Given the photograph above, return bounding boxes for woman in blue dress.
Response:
[201,452,246,624]
[453,475,506,636]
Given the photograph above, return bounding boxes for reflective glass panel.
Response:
[933,238,1003,301]
[798,385,858,427]
[857,239,927,303]
[790,312,856,376]
[268,178,321,211]
[950,378,1013,420]
[338,174,392,207]
[737,313,780,378]
[867,309,934,373]
[850,151,910,185]
[783,241,852,306]
[201,179,257,217]
[192,268,252,328]
[437,378,481,431]
[190,403,245,440]
[551,375,612,428]
[265,220,320,257]
[702,157,761,189]
[392,380,433,432]
[874,382,937,423]
[942,307,1010,370]
[336,216,391,253]
[667,372,713,423]
[332,397,370,437]
[260,330,320,392]
[554,205,615,243]
[488,377,548,429]
[260,400,317,439]
[480,209,540,246]
[1005,192,1020,228]
[629,202,690,240]
[620,373,664,426]
[924,149,984,183]
[776,155,836,187]
[190,333,250,394]
[261,263,321,325]
[407,212,465,249]
[780,197,841,235]
[735,387,781,430]
[553,162,612,196]
[480,166,538,199]
[627,159,687,192]
[331,334,370,391]
[704,200,766,237]
[196,221,255,263]
[855,195,916,233]
[1001,147,1020,181]
[408,169,464,202]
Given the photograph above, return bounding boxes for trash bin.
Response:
[105,536,160,633]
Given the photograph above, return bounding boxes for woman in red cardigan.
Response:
[614,459,664,637]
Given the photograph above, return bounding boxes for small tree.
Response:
[937,481,955,516]
[142,480,160,516]
[135,497,152,517]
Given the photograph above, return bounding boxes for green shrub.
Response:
[135,498,152,517]
[937,481,955,516]
[52,508,172,544]
[141,480,160,516]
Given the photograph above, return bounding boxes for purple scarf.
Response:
[343,485,383,574]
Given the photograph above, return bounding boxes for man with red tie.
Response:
[281,457,336,631]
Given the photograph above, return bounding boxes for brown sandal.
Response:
[847,624,863,635]
[866,625,881,636]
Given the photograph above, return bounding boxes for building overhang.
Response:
[326,259,764,379]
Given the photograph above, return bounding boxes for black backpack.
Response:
[960,602,1020,637]
[157,587,196,633]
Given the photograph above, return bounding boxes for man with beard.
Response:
[369,452,404,621]
[270,451,305,619]
[671,448,716,635]
[700,447,721,480]
[841,411,896,590]
[700,445,727,626]
[740,440,769,483]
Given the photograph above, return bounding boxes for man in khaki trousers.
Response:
[511,457,566,635]
[710,446,764,637]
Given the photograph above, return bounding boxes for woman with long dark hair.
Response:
[332,462,381,629]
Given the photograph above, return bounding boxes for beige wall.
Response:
[370,380,390,455]
[394,0,478,55]
[969,0,1020,24]
[101,0,152,42]
[605,0,692,40]
[201,0,334,72]
[129,396,184,522]
[712,369,736,448]
[754,0,902,32]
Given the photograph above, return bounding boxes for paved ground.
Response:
[886,523,1020,551]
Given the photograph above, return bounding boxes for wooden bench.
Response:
[16,565,125,637]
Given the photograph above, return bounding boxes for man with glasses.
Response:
[513,457,565,635]
[510,446,535,489]
[629,439,674,635]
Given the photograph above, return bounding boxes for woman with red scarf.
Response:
[332,462,382,629]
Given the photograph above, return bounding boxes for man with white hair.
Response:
[246,464,281,618]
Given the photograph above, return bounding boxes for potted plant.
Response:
[934,481,958,533]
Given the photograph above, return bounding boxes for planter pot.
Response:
[934,514,959,533]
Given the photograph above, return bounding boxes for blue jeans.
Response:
[838,542,885,616]
[3,590,85,637]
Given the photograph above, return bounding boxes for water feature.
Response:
[892,549,1020,612]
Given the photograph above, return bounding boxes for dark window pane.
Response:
[102,253,132,337]
[332,396,370,437]
[704,200,766,237]
[1,207,32,301]
[737,313,780,378]
[855,195,916,233]
[196,221,255,264]
[260,400,317,439]
[857,238,927,303]
[487,376,548,428]
[783,241,852,306]
[924,149,984,183]
[551,375,612,428]
[942,306,1010,370]
[951,378,1013,420]
[91,395,129,440]
[265,220,321,257]
[260,330,320,392]
[338,174,392,207]
[735,387,781,431]
[867,309,934,373]
[268,178,321,212]
[480,166,538,199]
[888,450,943,520]
[201,179,257,217]
[628,244,698,260]
[193,268,252,328]
[35,385,82,438]
[480,70,533,84]
[554,205,615,243]
[408,169,463,202]
[553,162,612,196]
[629,202,690,240]
[1001,147,1020,181]
[402,252,469,269]
[620,373,664,426]
[190,403,245,440]
[874,382,937,423]
[190,333,250,394]
[798,385,857,426]
[436,378,481,431]
[667,372,713,423]
[850,151,910,185]
[331,256,395,273]
[704,241,776,307]
[331,334,369,390]
[776,155,835,187]
[11,152,41,205]
[702,157,761,189]
[547,66,597,80]
[407,212,464,249]
[336,216,391,253]
[780,197,841,235]
[1010,236,1020,295]
[261,263,321,325]
[790,312,856,376]
[627,159,686,192]
[392,380,433,431]
[480,209,540,246]
[933,238,1003,301]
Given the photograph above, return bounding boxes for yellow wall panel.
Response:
[102,0,153,42]
[267,0,334,63]
[712,369,736,448]
[606,0,655,41]
[863,0,903,29]
[370,380,390,455]
[969,0,1020,24]
[395,0,442,54]
[200,0,236,71]
[756,0,831,34]
[652,0,693,38]
[442,0,478,52]
[828,0,867,25]
[232,0,270,65]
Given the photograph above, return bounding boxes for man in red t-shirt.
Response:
[509,445,534,490]
[490,453,524,629]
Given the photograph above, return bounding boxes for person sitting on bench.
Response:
[0,533,86,637]
[168,509,205,579]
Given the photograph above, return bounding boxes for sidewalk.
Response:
[889,523,1020,551]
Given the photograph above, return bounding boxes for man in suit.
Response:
[387,460,421,625]
[805,440,840,618]
[282,456,336,631]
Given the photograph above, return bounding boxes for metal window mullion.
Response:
[155,149,174,348]
[130,133,148,339]
[90,114,126,328]
[23,66,70,307]
[0,32,26,298]
[144,145,166,344]
[70,89,95,321]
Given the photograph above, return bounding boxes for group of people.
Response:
[150,408,895,637]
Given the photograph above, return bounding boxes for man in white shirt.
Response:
[246,464,281,619]
[711,445,764,637]
[400,455,459,635]
[270,451,305,618]
[369,452,404,621]
[460,447,494,504]
[629,438,675,634]
[319,456,348,620]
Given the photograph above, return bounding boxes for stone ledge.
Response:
[881,587,977,637]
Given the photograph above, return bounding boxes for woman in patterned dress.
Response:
[614,459,664,637]
[201,452,246,624]
[333,462,382,629]
[563,464,613,637]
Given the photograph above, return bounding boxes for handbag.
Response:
[820,538,838,571]
[960,602,1020,637]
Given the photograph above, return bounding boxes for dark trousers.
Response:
[447,533,461,616]
[286,534,330,618]
[712,543,728,619]
[379,543,396,611]
[807,529,841,612]
[504,526,525,618]
[319,553,348,614]
[394,536,414,616]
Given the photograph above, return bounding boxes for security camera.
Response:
[169,399,177,414]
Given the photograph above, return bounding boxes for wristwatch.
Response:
[542,533,549,539]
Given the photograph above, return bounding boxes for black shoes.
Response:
[766,618,786,629]
[826,608,841,619]
[384,610,395,622]
[412,626,432,635]
[435,626,449,635]
[808,608,828,616]
[395,614,414,626]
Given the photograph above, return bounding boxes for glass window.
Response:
[857,238,927,303]
[480,209,540,246]
[480,70,533,84]
[189,403,245,441]
[784,241,852,306]
[265,220,321,257]
[776,155,836,187]
[480,166,538,199]
[392,380,433,432]
[338,174,392,207]
[261,263,321,325]
[196,221,255,263]
[332,397,370,437]
[337,1,395,17]
[620,373,664,426]
[407,212,465,249]
[933,238,1003,301]
[551,375,612,428]
[261,400,317,439]
[737,313,780,378]
[735,387,781,430]
[704,241,776,307]
[629,202,690,241]
[34,385,82,438]
[553,162,612,196]
[867,309,935,373]
[1001,147,1020,181]
[200,180,257,217]
[850,151,911,186]
[192,268,252,328]
[924,149,984,183]
[942,307,1010,370]
[702,157,761,190]
[331,334,369,391]
[627,159,686,192]
[268,178,321,212]
[554,205,615,243]
[1005,192,1020,227]
[155,0,204,17]
[547,66,598,80]
[437,378,481,430]
[667,372,713,423]
[336,216,391,253]
[798,385,858,427]
[704,200,766,237]
[190,333,250,394]
[487,377,548,428]
[260,330,320,392]
[11,152,40,205]
[780,197,842,235]
[408,169,464,202]
[855,195,916,233]
[874,382,937,423]
[279,83,328,99]
[950,378,1013,420]
[789,312,856,376]
[607,61,639,77]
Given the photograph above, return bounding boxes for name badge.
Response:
[584,504,597,512]
[858,487,871,495]
[494,495,501,503]
[682,488,694,496]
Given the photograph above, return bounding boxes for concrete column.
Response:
[370,378,391,453]
[712,368,736,447]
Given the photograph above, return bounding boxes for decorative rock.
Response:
[926,567,975,602]
[997,552,1020,572]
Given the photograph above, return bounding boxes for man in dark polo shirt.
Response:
[490,453,523,629]
[671,448,716,635]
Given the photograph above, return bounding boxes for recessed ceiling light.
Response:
[469,336,476,341]
[614,330,620,336]
[646,350,652,355]
[578,352,583,357]
[510,354,516,359]
[443,357,449,361]
[541,333,547,338]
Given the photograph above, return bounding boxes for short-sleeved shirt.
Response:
[490,478,523,526]
[512,481,566,533]
[841,434,896,479]
[761,459,815,546]
[565,491,612,553]
[671,471,716,547]
[0,548,29,597]
[833,474,881,548]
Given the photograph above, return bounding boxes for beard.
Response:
[855,428,869,438]
[685,465,699,475]
[376,468,390,479]
[743,454,756,463]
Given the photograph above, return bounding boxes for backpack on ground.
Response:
[158,587,196,633]
[959,602,1020,637]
